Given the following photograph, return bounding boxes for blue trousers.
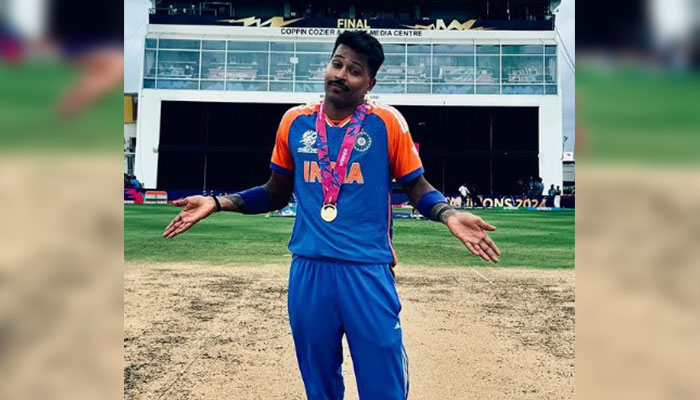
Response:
[288,255,409,400]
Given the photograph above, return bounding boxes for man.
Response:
[554,185,562,208]
[163,31,500,400]
[533,177,545,197]
[458,182,469,208]
[547,184,556,207]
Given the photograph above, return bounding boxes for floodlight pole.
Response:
[489,112,494,195]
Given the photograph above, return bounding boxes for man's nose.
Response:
[334,67,348,80]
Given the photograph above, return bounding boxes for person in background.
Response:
[469,184,483,207]
[547,184,556,207]
[129,175,142,190]
[458,182,469,208]
[533,177,545,197]
[554,185,562,208]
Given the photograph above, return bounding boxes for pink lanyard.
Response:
[315,101,368,206]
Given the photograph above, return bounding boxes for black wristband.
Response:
[432,202,454,222]
[211,195,222,212]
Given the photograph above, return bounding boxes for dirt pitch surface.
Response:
[125,263,574,400]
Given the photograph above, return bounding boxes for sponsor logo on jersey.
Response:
[354,131,372,152]
[297,130,318,153]
[303,161,364,184]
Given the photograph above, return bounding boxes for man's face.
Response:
[324,44,376,108]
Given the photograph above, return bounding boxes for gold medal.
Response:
[320,204,337,222]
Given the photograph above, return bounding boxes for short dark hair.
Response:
[332,30,384,78]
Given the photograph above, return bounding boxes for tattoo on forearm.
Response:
[439,208,457,224]
[221,193,245,212]
[430,202,456,224]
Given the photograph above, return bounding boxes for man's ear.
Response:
[367,77,376,92]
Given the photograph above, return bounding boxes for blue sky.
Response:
[124,0,575,151]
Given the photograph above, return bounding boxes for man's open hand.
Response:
[163,196,216,239]
[444,212,501,263]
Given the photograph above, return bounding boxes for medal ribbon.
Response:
[315,101,367,206]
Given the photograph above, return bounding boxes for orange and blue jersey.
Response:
[271,100,423,265]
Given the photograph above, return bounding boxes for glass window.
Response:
[226,52,268,81]
[376,55,405,84]
[144,50,156,77]
[407,84,430,93]
[433,55,474,84]
[475,85,499,94]
[202,40,225,50]
[201,81,225,90]
[545,55,557,83]
[407,55,430,84]
[476,45,499,55]
[383,44,406,54]
[475,56,499,84]
[156,79,198,89]
[159,39,200,50]
[140,38,567,95]
[296,42,334,53]
[433,84,474,94]
[271,82,293,92]
[201,52,226,80]
[502,56,543,84]
[157,50,199,79]
[227,41,268,51]
[502,45,543,54]
[373,84,404,94]
[270,53,295,81]
[226,81,267,91]
[502,85,544,94]
[407,44,431,54]
[296,54,327,82]
[271,42,294,52]
[434,44,474,55]
[295,82,324,92]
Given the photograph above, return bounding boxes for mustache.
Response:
[328,80,349,91]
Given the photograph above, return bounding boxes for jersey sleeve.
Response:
[270,109,296,176]
[384,106,423,183]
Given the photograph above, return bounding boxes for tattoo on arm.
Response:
[220,193,245,212]
[431,202,457,224]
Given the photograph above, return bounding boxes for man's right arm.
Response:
[163,171,293,238]
[218,171,294,212]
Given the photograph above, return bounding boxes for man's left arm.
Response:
[401,176,501,263]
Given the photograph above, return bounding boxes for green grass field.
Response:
[0,62,122,153]
[577,64,700,164]
[125,205,574,269]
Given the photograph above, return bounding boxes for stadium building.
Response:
[133,0,563,200]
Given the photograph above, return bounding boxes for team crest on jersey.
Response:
[297,130,318,153]
[354,131,372,152]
